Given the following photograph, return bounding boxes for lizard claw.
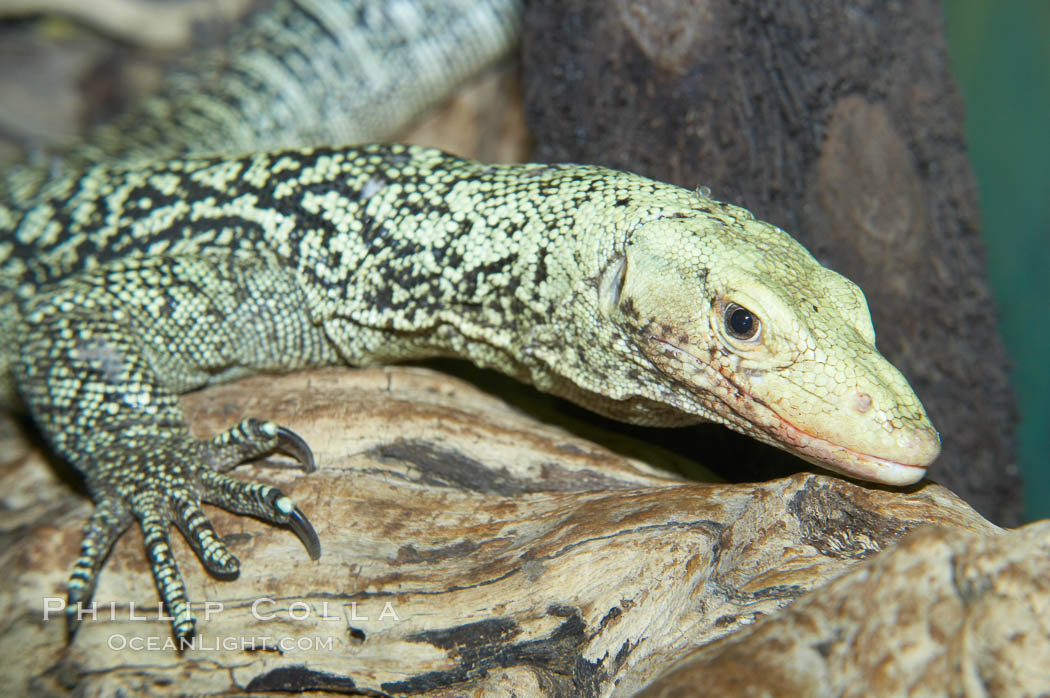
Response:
[288,503,322,561]
[275,425,316,473]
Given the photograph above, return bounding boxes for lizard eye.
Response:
[724,303,760,341]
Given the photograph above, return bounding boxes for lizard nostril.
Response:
[852,392,873,413]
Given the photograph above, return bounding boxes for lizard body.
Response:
[1,2,939,639]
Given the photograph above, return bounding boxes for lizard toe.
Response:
[66,499,132,638]
[208,418,315,473]
[199,469,321,560]
[132,493,196,640]
[171,496,241,579]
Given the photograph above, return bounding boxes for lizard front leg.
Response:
[15,253,337,639]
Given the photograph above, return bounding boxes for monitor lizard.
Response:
[0,0,939,640]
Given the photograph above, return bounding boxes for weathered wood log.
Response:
[643,521,1050,697]
[3,368,1034,696]
[522,0,1022,526]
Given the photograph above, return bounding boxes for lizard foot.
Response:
[65,420,320,640]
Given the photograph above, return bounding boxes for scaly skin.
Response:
[0,3,938,640]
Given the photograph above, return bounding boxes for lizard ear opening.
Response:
[598,253,628,315]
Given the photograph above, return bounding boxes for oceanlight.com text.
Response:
[106,634,335,652]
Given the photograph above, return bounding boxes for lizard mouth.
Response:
[762,411,928,485]
[647,336,932,486]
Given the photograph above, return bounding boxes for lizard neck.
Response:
[295,145,706,424]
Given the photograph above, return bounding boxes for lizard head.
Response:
[599,195,940,485]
